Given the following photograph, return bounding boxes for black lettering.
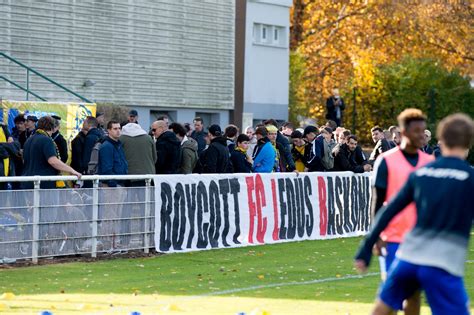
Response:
[172,183,186,250]
[278,178,287,239]
[229,178,241,244]
[327,177,335,235]
[285,178,296,239]
[185,184,197,248]
[159,183,172,251]
[196,182,209,248]
[304,176,314,236]
[335,177,344,235]
[219,179,230,247]
[208,181,221,248]
[295,177,305,238]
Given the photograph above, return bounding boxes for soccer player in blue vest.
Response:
[354,113,474,315]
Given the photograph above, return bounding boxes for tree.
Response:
[289,1,473,127]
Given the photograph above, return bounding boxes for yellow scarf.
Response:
[0,127,9,176]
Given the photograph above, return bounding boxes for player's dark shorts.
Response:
[380,259,470,315]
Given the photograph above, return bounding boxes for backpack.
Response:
[321,139,336,170]
[87,139,104,175]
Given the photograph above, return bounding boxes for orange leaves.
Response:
[289,0,473,126]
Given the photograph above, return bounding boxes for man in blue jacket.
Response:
[354,113,474,315]
[98,120,128,187]
[252,126,275,173]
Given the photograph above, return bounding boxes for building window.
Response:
[253,23,287,48]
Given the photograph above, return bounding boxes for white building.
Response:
[1,0,235,129]
[242,0,292,127]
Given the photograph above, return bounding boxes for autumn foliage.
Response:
[289,0,474,137]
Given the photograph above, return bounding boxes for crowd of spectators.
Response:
[0,109,441,189]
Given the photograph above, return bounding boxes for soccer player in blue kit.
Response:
[354,113,474,315]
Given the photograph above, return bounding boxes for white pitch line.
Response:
[200,272,379,296]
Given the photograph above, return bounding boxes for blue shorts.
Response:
[380,259,470,315]
[385,242,399,272]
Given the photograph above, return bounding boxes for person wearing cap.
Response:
[266,124,296,172]
[128,109,139,124]
[252,126,275,173]
[19,115,37,148]
[264,119,296,172]
[51,115,68,163]
[197,124,231,173]
[303,125,325,172]
[421,129,433,154]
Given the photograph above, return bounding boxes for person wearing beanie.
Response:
[303,125,325,172]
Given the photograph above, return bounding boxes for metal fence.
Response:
[0,175,156,263]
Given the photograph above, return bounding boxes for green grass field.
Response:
[0,237,473,314]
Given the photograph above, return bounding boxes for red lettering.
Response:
[255,174,268,243]
[318,176,328,236]
[246,176,256,243]
[271,178,279,241]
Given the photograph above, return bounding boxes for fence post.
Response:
[26,69,30,100]
[32,180,40,264]
[91,179,99,258]
[144,178,151,253]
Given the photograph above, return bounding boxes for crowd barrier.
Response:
[0,172,372,263]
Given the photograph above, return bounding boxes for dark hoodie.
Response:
[155,130,181,174]
[83,127,103,169]
[199,136,230,173]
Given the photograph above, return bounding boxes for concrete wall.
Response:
[0,0,235,128]
[243,0,291,125]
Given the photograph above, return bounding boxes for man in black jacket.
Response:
[152,120,181,174]
[369,126,392,165]
[333,135,372,173]
[51,115,68,163]
[326,88,345,127]
[198,124,230,173]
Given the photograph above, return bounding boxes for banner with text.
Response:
[154,172,371,253]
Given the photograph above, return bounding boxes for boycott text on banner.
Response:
[154,172,371,253]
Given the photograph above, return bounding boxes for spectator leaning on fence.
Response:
[333,135,372,173]
[120,122,157,186]
[21,116,81,189]
[98,120,128,187]
[252,126,275,173]
[169,122,198,174]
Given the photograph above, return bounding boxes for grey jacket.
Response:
[180,136,198,174]
[120,123,157,175]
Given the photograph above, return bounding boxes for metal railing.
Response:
[0,175,155,264]
[0,52,92,103]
